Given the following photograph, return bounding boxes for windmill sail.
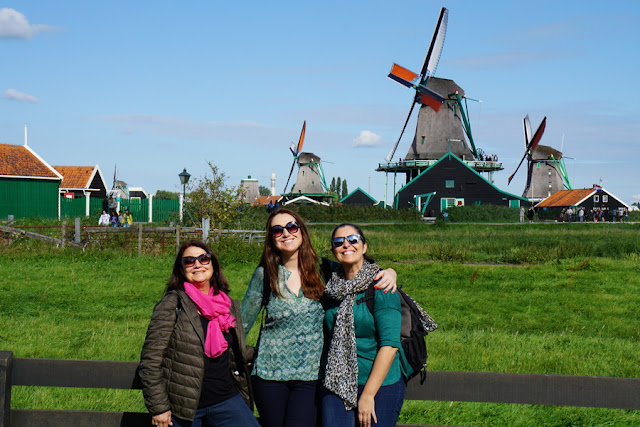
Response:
[508,116,547,184]
[385,7,448,163]
[283,121,307,194]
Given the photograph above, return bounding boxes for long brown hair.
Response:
[260,208,324,301]
[166,240,230,295]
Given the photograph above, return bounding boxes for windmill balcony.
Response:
[377,159,503,173]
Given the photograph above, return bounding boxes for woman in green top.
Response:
[321,223,405,427]
[241,210,396,427]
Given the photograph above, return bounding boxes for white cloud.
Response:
[353,130,381,147]
[0,8,58,39]
[2,89,39,103]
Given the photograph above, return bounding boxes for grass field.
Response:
[1,222,639,426]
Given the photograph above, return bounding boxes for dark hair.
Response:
[331,223,375,263]
[165,240,230,294]
[260,208,324,301]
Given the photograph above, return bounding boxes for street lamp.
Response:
[178,168,191,222]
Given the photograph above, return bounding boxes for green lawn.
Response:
[1,222,639,426]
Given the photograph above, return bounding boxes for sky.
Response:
[2,0,639,206]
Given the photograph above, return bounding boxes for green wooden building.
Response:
[0,142,62,219]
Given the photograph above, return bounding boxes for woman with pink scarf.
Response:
[139,241,258,427]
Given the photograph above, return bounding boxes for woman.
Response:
[241,209,396,427]
[139,241,259,427]
[321,224,406,427]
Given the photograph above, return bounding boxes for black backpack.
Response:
[358,284,437,384]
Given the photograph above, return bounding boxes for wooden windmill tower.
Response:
[282,122,331,202]
[508,115,571,202]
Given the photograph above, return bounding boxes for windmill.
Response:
[283,121,306,194]
[282,121,330,199]
[386,7,449,163]
[508,115,569,201]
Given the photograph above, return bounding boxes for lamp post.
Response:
[178,168,191,222]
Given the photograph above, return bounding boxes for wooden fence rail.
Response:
[0,224,265,255]
[1,351,638,427]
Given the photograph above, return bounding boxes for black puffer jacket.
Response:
[139,290,253,421]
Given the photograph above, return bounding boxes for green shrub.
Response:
[443,204,520,222]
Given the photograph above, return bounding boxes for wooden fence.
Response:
[1,351,638,427]
[0,224,265,254]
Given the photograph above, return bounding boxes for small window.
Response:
[474,200,481,206]
[594,195,599,202]
[445,180,455,188]
[603,195,608,202]
[548,169,552,176]
[537,162,541,168]
[421,136,425,144]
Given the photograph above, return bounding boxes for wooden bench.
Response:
[2,351,639,426]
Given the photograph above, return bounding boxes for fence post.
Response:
[61,220,66,248]
[7,216,13,227]
[202,218,210,242]
[148,194,153,223]
[0,350,14,427]
[138,223,143,256]
[176,225,181,253]
[75,218,81,244]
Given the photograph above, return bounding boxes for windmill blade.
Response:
[509,116,547,184]
[296,121,306,155]
[416,86,445,112]
[507,151,529,184]
[388,63,420,88]
[523,115,532,146]
[386,99,417,162]
[283,158,296,194]
[419,7,449,82]
[527,116,546,153]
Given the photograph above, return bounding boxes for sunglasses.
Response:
[332,234,362,248]
[271,221,299,237]
[182,253,212,268]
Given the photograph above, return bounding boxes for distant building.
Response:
[240,176,260,204]
[54,165,108,199]
[535,187,628,212]
[129,186,149,200]
[340,188,377,206]
[394,152,527,215]
[0,142,62,219]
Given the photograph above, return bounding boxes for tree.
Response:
[330,177,336,194]
[259,186,271,196]
[185,162,244,227]
[155,190,179,200]
[336,177,342,197]
[341,179,348,199]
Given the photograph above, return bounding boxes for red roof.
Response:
[0,143,60,179]
[536,189,595,207]
[54,166,95,189]
[250,195,283,206]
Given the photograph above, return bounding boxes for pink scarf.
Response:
[183,282,236,358]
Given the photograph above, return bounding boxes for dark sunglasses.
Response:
[182,253,212,268]
[271,221,299,237]
[332,234,362,248]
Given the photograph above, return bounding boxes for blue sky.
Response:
[2,1,639,206]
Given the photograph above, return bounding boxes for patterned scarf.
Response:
[183,282,236,358]
[323,261,381,410]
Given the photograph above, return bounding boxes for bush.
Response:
[443,204,520,222]
[236,205,422,229]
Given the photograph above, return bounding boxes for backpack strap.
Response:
[356,282,377,314]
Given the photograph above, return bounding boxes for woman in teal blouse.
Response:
[241,210,397,427]
[321,223,406,427]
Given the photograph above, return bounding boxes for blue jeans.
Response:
[320,379,405,427]
[251,376,318,427]
[171,394,259,427]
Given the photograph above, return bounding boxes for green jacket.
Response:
[139,290,253,420]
